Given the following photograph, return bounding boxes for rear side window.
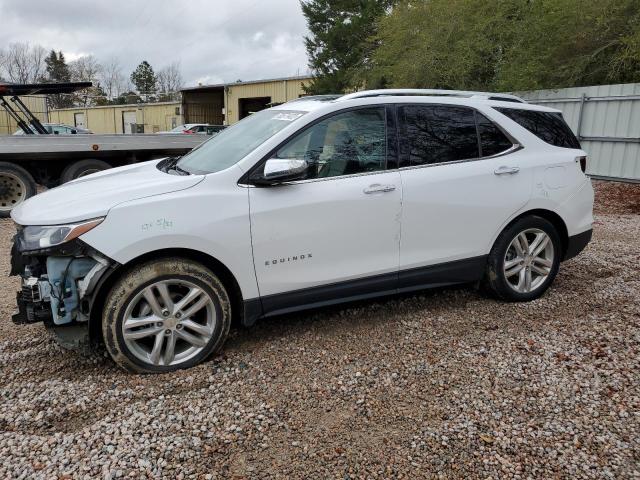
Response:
[400,105,479,166]
[496,108,580,149]
[476,112,514,157]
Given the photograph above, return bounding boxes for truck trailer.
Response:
[0,82,209,216]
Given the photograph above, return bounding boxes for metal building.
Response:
[181,75,312,126]
[48,102,183,134]
[519,83,640,182]
[0,95,48,135]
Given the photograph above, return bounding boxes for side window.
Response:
[275,107,387,179]
[495,107,581,149]
[476,112,514,157]
[400,105,479,166]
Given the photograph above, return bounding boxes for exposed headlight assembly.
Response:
[19,218,104,251]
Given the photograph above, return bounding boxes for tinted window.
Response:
[401,105,479,166]
[496,108,580,149]
[476,112,514,157]
[275,107,386,179]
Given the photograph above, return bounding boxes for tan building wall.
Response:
[48,102,183,134]
[0,95,48,135]
[224,77,311,124]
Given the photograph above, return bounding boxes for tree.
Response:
[99,58,127,100]
[112,91,143,105]
[0,43,46,83]
[130,61,157,99]
[360,0,640,92]
[156,62,183,101]
[70,55,102,83]
[494,0,640,90]
[70,55,105,106]
[301,0,394,94]
[44,50,73,108]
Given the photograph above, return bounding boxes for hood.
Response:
[11,160,204,225]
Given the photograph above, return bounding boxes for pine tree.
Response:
[130,61,157,99]
[45,50,71,83]
[301,0,393,94]
[44,50,73,108]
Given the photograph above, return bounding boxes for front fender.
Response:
[80,177,259,300]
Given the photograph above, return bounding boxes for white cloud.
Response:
[0,0,310,87]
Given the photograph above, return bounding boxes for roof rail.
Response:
[338,89,526,103]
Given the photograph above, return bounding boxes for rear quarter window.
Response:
[495,108,580,149]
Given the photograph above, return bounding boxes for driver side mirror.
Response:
[252,158,309,186]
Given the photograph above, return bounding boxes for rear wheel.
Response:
[0,162,37,217]
[60,159,111,183]
[483,216,561,301]
[102,258,232,373]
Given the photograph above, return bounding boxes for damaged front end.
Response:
[11,220,115,350]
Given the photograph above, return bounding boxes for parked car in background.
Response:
[14,123,93,135]
[158,124,226,135]
[10,89,593,373]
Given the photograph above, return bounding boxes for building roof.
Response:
[181,75,313,92]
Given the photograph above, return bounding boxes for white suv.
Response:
[10,89,594,373]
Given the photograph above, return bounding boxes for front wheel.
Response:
[483,216,561,301]
[102,258,232,373]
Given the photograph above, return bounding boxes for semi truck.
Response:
[0,82,209,216]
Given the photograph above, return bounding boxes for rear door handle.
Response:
[494,165,520,175]
[364,184,396,194]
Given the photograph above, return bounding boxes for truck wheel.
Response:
[0,162,37,217]
[102,258,232,373]
[60,159,111,183]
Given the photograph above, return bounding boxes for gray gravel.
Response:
[0,180,638,479]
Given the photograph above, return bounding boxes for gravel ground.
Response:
[0,180,638,479]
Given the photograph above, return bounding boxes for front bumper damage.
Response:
[11,232,114,349]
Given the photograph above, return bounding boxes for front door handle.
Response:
[364,184,396,194]
[494,165,520,175]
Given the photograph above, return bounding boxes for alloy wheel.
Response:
[121,279,217,367]
[503,228,555,294]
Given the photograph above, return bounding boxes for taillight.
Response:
[576,156,587,173]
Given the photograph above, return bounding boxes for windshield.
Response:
[177,109,306,174]
[170,125,188,132]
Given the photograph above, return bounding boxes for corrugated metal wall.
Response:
[0,96,48,135]
[225,78,310,124]
[49,102,183,134]
[518,83,640,181]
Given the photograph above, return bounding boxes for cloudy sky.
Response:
[0,0,311,86]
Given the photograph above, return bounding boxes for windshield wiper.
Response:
[158,157,190,176]
[174,163,191,175]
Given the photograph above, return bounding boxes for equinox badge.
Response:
[265,253,313,266]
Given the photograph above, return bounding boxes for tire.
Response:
[60,159,111,183]
[0,162,37,217]
[102,258,232,373]
[483,215,561,302]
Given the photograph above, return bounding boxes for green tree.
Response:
[45,50,71,82]
[44,50,73,108]
[130,60,157,98]
[495,0,640,90]
[301,0,394,94]
[360,0,640,92]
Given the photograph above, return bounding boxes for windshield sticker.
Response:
[272,112,303,122]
